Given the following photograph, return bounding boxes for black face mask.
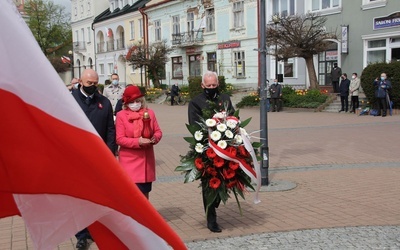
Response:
[83,85,97,95]
[204,87,219,99]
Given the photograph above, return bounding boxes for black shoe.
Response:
[382,114,386,117]
[207,222,222,233]
[76,239,88,249]
[338,110,344,113]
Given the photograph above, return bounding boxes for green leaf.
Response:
[252,142,262,148]
[186,123,201,135]
[233,190,243,216]
[239,117,252,128]
[184,137,196,145]
[233,109,240,118]
[184,168,199,183]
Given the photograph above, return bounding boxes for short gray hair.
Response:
[202,71,219,84]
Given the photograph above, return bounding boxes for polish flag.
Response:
[0,1,186,250]
[61,55,71,64]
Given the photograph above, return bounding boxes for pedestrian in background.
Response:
[331,63,342,94]
[373,72,392,117]
[170,82,180,106]
[349,73,360,113]
[103,73,125,112]
[338,73,350,113]
[269,79,282,112]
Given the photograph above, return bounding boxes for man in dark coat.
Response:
[269,78,282,112]
[71,69,116,249]
[339,73,350,112]
[170,83,180,106]
[188,71,234,233]
[331,63,342,93]
[373,72,392,117]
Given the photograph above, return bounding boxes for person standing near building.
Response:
[373,72,392,117]
[269,79,282,112]
[349,73,360,113]
[71,69,116,249]
[170,82,180,106]
[338,73,350,112]
[331,63,342,94]
[188,71,234,233]
[103,73,125,112]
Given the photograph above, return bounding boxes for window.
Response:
[172,56,183,79]
[154,20,161,41]
[99,64,104,75]
[273,0,295,17]
[81,28,85,43]
[138,19,143,38]
[108,63,114,75]
[206,9,215,32]
[87,27,91,43]
[172,15,180,35]
[233,51,245,77]
[207,52,217,72]
[233,1,244,28]
[187,12,194,32]
[130,21,135,40]
[75,30,79,42]
[312,0,340,11]
[189,54,201,76]
[366,39,386,64]
[281,58,296,77]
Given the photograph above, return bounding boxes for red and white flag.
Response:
[61,55,71,64]
[0,1,186,249]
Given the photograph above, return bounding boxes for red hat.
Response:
[123,86,144,103]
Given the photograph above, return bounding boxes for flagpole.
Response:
[68,50,74,79]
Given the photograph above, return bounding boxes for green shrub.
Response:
[236,92,260,108]
[361,61,400,108]
[188,75,227,99]
[282,86,328,108]
[97,84,105,94]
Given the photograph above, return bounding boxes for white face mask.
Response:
[352,76,356,79]
[128,102,141,111]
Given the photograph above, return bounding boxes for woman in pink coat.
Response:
[116,86,162,199]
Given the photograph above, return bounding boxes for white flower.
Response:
[210,131,222,141]
[234,134,243,144]
[216,123,227,132]
[195,143,204,153]
[194,131,203,141]
[213,112,226,119]
[206,119,217,127]
[226,120,238,129]
[217,140,227,149]
[225,130,234,139]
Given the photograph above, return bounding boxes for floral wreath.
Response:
[176,102,261,215]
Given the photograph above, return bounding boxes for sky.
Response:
[52,0,71,12]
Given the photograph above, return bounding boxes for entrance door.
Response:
[318,42,338,85]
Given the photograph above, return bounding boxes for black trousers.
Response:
[377,97,387,115]
[332,81,339,93]
[202,181,220,225]
[351,96,359,112]
[340,96,348,111]
[270,98,281,111]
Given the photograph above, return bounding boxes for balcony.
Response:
[172,30,204,47]
[74,41,86,51]
[116,38,125,50]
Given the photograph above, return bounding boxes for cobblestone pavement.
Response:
[1,96,400,249]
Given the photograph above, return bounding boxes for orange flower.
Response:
[195,157,204,170]
[226,146,237,156]
[209,177,221,189]
[223,168,236,179]
[229,161,239,170]
[213,156,225,168]
[206,148,216,158]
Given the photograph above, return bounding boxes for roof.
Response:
[93,0,151,24]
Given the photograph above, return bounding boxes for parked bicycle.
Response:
[163,91,187,106]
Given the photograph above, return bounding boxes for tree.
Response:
[24,0,71,58]
[266,13,336,89]
[127,40,174,88]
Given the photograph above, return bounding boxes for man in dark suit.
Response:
[339,73,350,113]
[71,69,116,249]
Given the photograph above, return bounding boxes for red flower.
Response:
[213,156,225,168]
[226,179,237,189]
[238,145,248,157]
[206,148,216,159]
[226,146,237,156]
[206,167,218,176]
[195,157,204,170]
[209,177,221,189]
[98,103,103,109]
[223,168,236,179]
[229,161,239,170]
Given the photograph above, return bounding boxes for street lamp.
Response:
[272,15,280,80]
[68,50,74,78]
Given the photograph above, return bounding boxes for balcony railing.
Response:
[172,30,204,46]
[116,38,125,50]
[97,38,125,53]
[97,42,106,53]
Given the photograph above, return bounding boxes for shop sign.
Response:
[217,41,241,49]
[373,12,400,30]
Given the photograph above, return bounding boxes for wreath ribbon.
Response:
[208,129,261,204]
